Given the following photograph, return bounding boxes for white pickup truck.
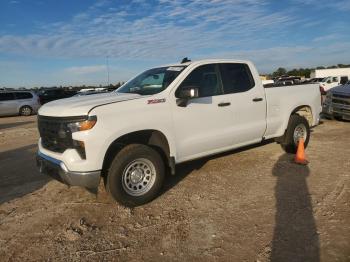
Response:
[36,59,322,206]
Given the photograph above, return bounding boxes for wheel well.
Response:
[275,105,313,144]
[102,130,172,178]
[291,105,313,126]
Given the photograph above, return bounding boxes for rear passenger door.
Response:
[0,92,17,115]
[219,63,266,145]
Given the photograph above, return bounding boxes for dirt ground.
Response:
[0,115,349,262]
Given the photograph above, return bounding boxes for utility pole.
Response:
[106,55,110,87]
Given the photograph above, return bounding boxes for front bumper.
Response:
[322,103,350,119]
[36,151,101,188]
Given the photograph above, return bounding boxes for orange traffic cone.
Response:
[294,138,308,165]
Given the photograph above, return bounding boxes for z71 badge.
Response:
[147,98,166,104]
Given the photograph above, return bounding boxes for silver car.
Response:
[0,91,41,116]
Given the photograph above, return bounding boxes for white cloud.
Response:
[64,65,107,74]
[292,0,350,11]
[1,0,349,85]
[0,0,296,59]
[214,42,350,73]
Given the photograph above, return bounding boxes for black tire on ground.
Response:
[281,114,310,154]
[106,144,165,207]
[334,115,343,121]
[19,106,32,116]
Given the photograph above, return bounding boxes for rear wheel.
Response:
[106,144,165,207]
[281,114,310,154]
[334,115,343,121]
[19,106,32,116]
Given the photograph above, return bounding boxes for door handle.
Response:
[218,102,231,107]
[252,97,263,102]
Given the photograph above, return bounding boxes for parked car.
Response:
[74,90,110,97]
[36,59,322,207]
[319,75,349,94]
[322,82,350,121]
[0,91,40,116]
[38,89,77,104]
[274,76,301,86]
[305,78,324,84]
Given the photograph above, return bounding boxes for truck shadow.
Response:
[161,146,319,262]
[161,139,274,194]
[270,154,319,262]
[0,144,50,205]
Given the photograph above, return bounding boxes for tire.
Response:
[19,106,32,116]
[106,144,165,207]
[334,115,343,121]
[281,114,310,154]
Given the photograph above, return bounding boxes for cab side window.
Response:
[0,93,14,101]
[177,64,223,98]
[15,92,33,100]
[219,63,255,94]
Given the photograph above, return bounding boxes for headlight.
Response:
[67,115,97,133]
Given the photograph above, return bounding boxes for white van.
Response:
[0,91,41,116]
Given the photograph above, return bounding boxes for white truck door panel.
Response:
[172,64,234,160]
[173,95,234,160]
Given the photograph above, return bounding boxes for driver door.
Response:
[172,64,234,162]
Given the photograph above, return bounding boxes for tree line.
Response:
[1,82,125,91]
[271,64,350,78]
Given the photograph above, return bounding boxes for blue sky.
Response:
[0,0,350,88]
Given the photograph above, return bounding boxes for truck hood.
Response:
[330,84,350,96]
[39,92,142,117]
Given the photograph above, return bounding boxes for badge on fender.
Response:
[147,98,166,104]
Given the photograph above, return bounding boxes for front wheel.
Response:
[281,114,310,154]
[106,144,165,207]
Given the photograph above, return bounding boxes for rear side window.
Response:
[15,92,33,99]
[177,64,223,98]
[0,93,15,101]
[219,63,255,94]
[340,76,348,85]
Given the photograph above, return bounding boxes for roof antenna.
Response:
[181,57,191,64]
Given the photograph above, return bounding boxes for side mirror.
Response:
[176,86,199,107]
[178,86,199,99]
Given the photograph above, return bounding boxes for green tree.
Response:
[272,67,287,77]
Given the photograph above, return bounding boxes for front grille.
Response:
[333,94,350,99]
[38,115,87,153]
[332,99,350,105]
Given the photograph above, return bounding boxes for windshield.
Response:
[321,77,330,83]
[117,66,186,95]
